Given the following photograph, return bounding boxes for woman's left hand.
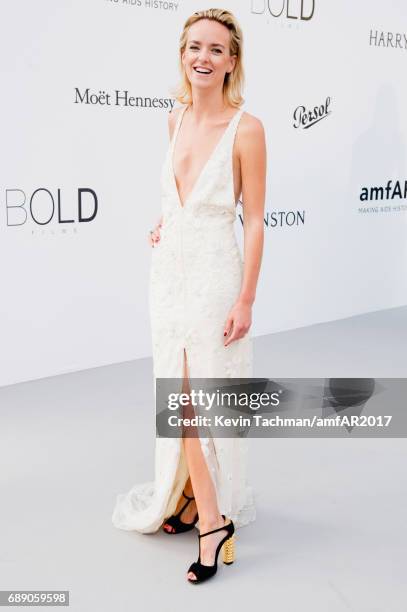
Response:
[223,299,252,347]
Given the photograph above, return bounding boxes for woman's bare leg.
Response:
[162,476,197,532]
[180,349,231,581]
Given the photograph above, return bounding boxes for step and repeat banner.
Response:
[1,0,406,386]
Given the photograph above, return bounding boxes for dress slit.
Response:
[178,345,222,518]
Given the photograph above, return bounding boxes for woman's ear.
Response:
[228,54,237,74]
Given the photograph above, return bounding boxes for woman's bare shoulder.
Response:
[236,111,266,162]
[239,110,265,136]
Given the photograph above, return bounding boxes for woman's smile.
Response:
[193,66,213,75]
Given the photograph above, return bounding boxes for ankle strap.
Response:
[199,516,231,538]
[182,491,194,501]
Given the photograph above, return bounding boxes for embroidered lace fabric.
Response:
[112,105,256,534]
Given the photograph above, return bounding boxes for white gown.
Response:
[112,104,256,534]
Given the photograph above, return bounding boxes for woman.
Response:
[112,8,266,584]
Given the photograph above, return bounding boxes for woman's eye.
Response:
[189,46,222,53]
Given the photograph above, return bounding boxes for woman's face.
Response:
[182,19,237,94]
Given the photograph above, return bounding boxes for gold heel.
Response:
[222,534,235,565]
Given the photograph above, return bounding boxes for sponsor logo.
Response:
[4,188,98,232]
[105,0,176,10]
[251,0,315,21]
[237,208,305,227]
[293,96,331,129]
[369,29,407,50]
[360,180,407,202]
[74,88,173,110]
[358,180,407,214]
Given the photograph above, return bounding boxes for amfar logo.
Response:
[5,188,98,230]
[293,96,331,129]
[369,29,407,50]
[360,180,407,202]
[107,0,142,6]
[251,0,315,20]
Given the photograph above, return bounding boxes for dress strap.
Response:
[227,108,244,141]
[171,105,189,149]
[222,108,244,168]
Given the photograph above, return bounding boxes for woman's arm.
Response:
[224,114,266,346]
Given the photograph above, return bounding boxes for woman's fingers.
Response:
[148,226,161,247]
[224,327,241,346]
[223,315,233,338]
[224,321,250,346]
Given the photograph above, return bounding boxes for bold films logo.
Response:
[251,0,315,21]
[4,188,98,234]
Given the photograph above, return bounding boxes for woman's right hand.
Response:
[148,217,163,247]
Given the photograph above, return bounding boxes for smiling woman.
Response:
[112,8,266,586]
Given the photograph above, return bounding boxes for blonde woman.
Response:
[113,8,266,584]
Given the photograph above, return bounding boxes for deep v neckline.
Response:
[171,105,242,209]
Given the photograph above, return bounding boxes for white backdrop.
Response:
[1,0,406,386]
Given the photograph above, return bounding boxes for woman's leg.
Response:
[162,475,197,532]
[162,348,199,533]
[180,349,231,581]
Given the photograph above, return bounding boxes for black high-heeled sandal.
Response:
[162,491,199,534]
[187,515,235,584]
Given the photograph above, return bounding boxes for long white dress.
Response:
[112,104,256,534]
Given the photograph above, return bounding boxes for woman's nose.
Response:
[198,50,210,63]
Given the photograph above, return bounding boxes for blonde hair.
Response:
[171,8,245,108]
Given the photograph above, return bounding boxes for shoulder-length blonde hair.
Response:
[171,8,245,109]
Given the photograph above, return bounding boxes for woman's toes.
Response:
[188,572,197,581]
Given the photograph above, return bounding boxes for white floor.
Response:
[1,306,406,611]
